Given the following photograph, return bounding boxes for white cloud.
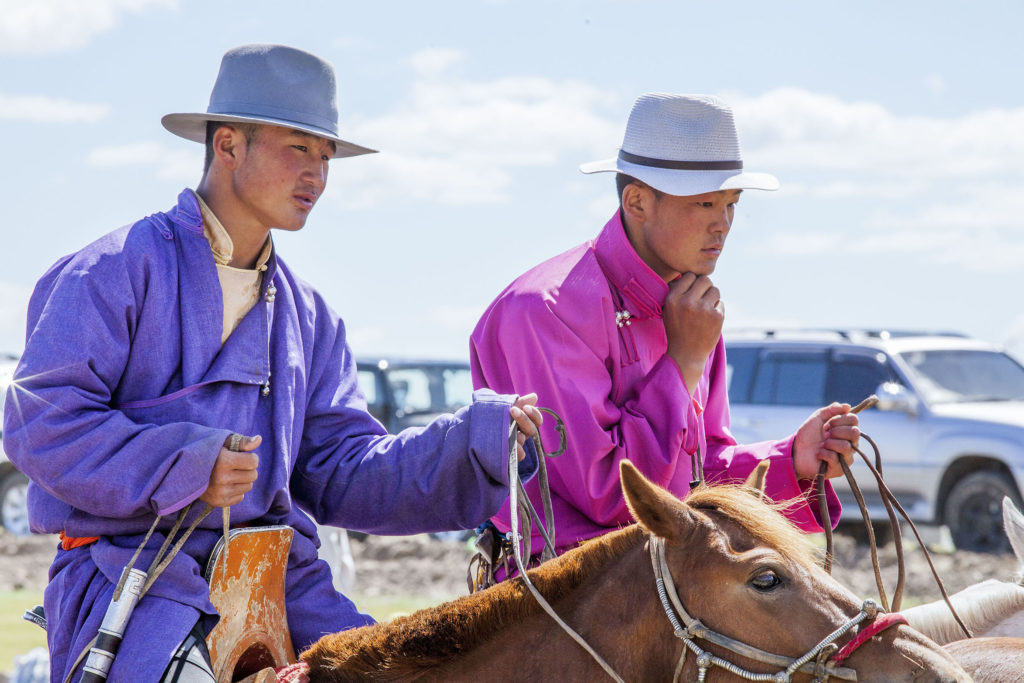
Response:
[733,88,1024,178]
[0,0,177,56]
[726,88,1024,271]
[0,93,109,123]
[87,141,199,182]
[331,48,621,207]
[409,48,465,78]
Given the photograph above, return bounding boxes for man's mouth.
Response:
[295,191,317,209]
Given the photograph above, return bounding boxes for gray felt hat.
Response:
[162,44,375,159]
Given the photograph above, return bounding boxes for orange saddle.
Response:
[204,526,296,682]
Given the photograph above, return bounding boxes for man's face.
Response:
[628,187,741,281]
[232,125,336,232]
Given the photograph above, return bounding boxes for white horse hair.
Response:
[903,496,1024,645]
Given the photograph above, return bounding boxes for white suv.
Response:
[724,329,1024,553]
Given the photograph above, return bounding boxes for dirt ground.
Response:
[2,525,1021,605]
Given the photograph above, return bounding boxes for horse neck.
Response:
[456,526,681,678]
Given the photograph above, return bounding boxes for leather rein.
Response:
[814,396,972,639]
[500,409,907,683]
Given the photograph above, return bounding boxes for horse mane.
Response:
[903,580,1024,645]
[301,483,818,680]
[684,483,822,572]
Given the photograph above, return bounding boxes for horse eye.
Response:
[750,570,782,591]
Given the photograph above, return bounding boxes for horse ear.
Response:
[744,460,770,500]
[1003,497,1024,567]
[620,460,692,541]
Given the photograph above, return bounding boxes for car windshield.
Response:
[898,349,1024,403]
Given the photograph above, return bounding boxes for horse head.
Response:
[620,459,969,682]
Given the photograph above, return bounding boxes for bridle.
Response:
[649,535,906,682]
[502,411,908,683]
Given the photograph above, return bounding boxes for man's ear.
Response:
[620,181,651,224]
[211,125,245,170]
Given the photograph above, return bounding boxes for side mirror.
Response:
[874,381,918,415]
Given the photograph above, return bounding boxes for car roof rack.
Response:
[725,328,968,341]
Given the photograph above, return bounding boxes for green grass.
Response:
[0,589,450,675]
[1,589,46,675]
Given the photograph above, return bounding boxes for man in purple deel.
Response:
[3,44,542,682]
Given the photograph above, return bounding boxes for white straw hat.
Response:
[580,93,777,196]
[162,44,375,159]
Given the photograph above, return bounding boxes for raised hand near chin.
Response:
[663,272,724,394]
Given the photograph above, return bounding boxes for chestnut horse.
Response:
[297,461,967,681]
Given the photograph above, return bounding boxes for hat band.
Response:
[618,150,743,171]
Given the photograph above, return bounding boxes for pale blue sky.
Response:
[2,0,1023,361]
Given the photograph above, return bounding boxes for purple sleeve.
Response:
[3,250,227,524]
[289,316,536,535]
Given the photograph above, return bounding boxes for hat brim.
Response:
[580,156,778,196]
[161,112,376,159]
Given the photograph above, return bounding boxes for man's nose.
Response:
[306,159,328,189]
[712,208,732,232]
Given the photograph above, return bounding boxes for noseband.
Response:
[650,536,907,682]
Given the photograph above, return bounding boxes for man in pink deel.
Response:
[470,93,860,562]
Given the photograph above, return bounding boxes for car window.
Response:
[387,368,433,413]
[750,350,827,406]
[899,349,1024,403]
[356,369,379,405]
[725,346,759,404]
[825,352,896,405]
[442,367,473,410]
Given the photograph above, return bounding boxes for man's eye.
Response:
[699,202,714,208]
[293,145,308,153]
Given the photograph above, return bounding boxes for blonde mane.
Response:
[684,483,823,571]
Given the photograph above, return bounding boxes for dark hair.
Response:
[616,173,663,208]
[203,121,260,173]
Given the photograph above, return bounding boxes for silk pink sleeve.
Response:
[471,295,701,528]
[701,342,842,532]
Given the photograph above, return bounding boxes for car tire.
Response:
[0,470,31,536]
[836,520,894,547]
[943,470,1022,553]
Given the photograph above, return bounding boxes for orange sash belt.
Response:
[59,532,99,550]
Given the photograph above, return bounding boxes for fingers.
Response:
[237,434,262,451]
[224,433,262,451]
[511,395,543,463]
[668,273,719,304]
[511,403,543,438]
[513,392,539,408]
[816,449,853,478]
[204,438,261,507]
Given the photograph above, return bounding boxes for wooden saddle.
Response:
[204,526,296,682]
